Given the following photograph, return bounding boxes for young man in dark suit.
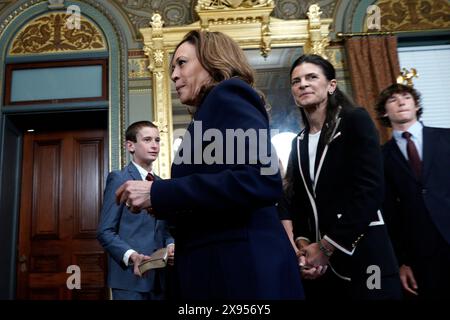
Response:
[97,121,174,300]
[376,84,450,299]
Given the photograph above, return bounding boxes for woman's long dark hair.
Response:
[284,54,356,196]
[290,54,356,144]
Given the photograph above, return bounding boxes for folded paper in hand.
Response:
[138,247,168,274]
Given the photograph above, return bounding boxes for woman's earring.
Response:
[328,91,334,95]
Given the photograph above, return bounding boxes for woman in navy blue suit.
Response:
[116,30,304,300]
[279,54,402,299]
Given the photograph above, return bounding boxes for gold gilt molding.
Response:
[376,0,450,31]
[196,0,274,10]
[140,3,332,178]
[195,0,275,58]
[326,47,345,70]
[9,11,107,55]
[304,4,330,58]
[397,67,419,87]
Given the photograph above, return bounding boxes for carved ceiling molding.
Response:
[114,0,194,36]
[272,0,335,20]
[376,0,450,31]
[9,11,107,55]
[196,0,274,10]
[111,0,336,40]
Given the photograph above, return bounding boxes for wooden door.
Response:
[17,129,108,299]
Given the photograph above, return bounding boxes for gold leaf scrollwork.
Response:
[143,45,154,72]
[153,49,164,66]
[153,121,169,134]
[305,4,329,59]
[150,13,164,29]
[260,18,271,58]
[310,37,329,57]
[307,3,322,26]
[9,13,106,55]
[397,68,419,87]
[197,0,273,10]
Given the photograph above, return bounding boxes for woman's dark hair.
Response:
[284,54,356,198]
[289,54,356,144]
[375,83,422,127]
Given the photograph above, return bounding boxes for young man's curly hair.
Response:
[375,83,423,128]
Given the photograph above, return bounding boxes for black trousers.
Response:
[411,241,450,299]
[302,268,402,300]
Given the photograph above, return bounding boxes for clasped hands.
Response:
[115,180,153,213]
[296,241,330,280]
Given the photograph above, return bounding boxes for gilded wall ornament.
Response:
[326,47,345,70]
[307,3,322,24]
[9,12,107,55]
[196,0,273,10]
[304,4,329,58]
[397,68,419,87]
[150,13,163,29]
[153,49,164,65]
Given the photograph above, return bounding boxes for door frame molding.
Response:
[0,0,125,299]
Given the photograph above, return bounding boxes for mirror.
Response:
[140,2,332,178]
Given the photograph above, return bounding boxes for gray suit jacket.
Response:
[97,162,173,293]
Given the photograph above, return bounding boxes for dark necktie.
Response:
[145,173,155,215]
[402,131,421,178]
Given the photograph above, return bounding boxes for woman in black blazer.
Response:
[280,54,402,299]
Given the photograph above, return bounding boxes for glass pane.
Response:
[11,65,103,102]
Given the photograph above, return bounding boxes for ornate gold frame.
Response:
[140,2,332,178]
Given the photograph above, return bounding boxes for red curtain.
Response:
[345,36,400,143]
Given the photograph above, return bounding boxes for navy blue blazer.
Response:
[282,107,399,287]
[382,126,450,266]
[97,162,173,293]
[151,78,304,300]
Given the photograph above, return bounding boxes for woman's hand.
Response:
[167,244,175,266]
[299,256,328,280]
[115,180,153,213]
[298,241,331,280]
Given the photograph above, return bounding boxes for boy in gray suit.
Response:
[97,121,174,300]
